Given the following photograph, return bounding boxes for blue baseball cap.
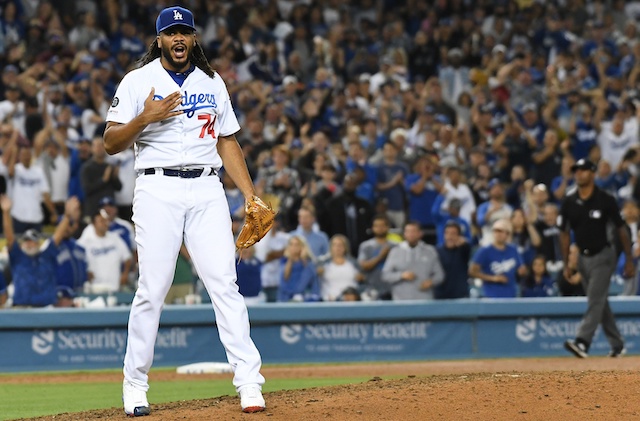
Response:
[435,114,451,124]
[488,178,501,190]
[99,196,116,207]
[156,6,196,35]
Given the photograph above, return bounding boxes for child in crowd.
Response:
[521,255,556,297]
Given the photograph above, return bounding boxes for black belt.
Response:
[580,243,609,256]
[143,167,218,178]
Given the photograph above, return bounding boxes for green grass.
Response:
[0,371,371,420]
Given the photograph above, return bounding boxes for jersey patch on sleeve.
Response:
[111,97,119,107]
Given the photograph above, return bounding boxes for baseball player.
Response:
[103,6,265,416]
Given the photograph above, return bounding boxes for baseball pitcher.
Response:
[104,6,267,416]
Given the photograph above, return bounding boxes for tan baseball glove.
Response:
[235,195,276,250]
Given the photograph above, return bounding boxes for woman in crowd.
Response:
[278,235,320,302]
[318,234,363,301]
[509,208,541,266]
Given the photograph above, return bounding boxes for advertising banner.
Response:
[253,321,473,363]
[477,317,640,357]
[0,326,227,372]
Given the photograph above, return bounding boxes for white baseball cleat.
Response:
[239,384,266,413]
[123,379,151,417]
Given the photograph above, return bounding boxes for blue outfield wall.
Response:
[1,297,640,372]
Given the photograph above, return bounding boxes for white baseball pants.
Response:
[123,172,265,392]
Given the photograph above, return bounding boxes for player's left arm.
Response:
[218,133,256,200]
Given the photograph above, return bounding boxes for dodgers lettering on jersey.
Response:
[91,245,117,256]
[490,258,517,275]
[16,176,41,187]
[153,91,217,118]
[106,58,240,171]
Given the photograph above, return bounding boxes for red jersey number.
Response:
[198,114,217,139]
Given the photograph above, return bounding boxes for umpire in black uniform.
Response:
[558,159,633,358]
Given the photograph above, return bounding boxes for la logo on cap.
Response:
[173,9,183,20]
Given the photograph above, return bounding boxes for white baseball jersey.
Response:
[78,230,131,293]
[79,217,136,251]
[10,163,50,223]
[106,58,240,170]
[597,119,639,168]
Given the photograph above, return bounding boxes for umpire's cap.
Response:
[156,6,196,35]
[571,158,597,172]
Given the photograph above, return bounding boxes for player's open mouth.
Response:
[173,45,186,59]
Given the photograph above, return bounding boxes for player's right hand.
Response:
[142,88,184,123]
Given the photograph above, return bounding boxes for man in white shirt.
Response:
[78,209,132,293]
[440,165,476,225]
[0,84,25,135]
[9,147,57,233]
[79,196,136,252]
[597,112,639,169]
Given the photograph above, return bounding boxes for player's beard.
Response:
[161,42,192,72]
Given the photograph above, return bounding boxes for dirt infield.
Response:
[11,357,640,420]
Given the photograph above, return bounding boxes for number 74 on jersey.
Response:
[198,114,217,139]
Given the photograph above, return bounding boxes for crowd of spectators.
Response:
[2,0,640,307]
